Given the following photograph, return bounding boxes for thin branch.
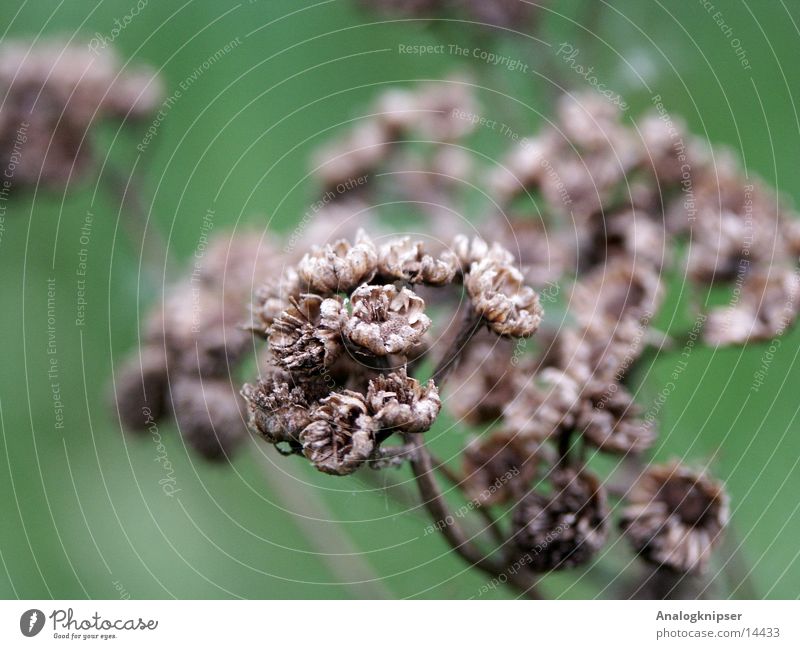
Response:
[431,308,483,385]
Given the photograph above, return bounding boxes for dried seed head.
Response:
[172,377,246,462]
[503,368,580,443]
[314,119,390,189]
[487,215,575,286]
[366,369,440,433]
[638,112,692,183]
[252,268,302,334]
[512,468,609,571]
[113,346,169,431]
[555,317,648,386]
[448,337,519,425]
[0,40,161,188]
[241,377,323,446]
[297,229,378,294]
[620,462,729,574]
[704,267,800,346]
[557,91,625,152]
[574,381,657,454]
[461,429,539,506]
[269,294,345,373]
[344,284,431,356]
[300,391,376,475]
[451,234,514,272]
[466,256,543,337]
[569,256,663,329]
[377,237,458,285]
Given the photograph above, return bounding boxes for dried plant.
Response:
[110,82,800,599]
[0,40,161,189]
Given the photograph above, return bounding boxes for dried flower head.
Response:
[172,377,246,462]
[512,468,609,571]
[503,368,580,443]
[366,369,440,433]
[462,429,539,506]
[704,267,800,346]
[269,294,344,373]
[451,234,514,271]
[297,229,378,295]
[466,256,542,337]
[344,284,431,357]
[113,346,169,431]
[448,337,519,425]
[620,462,729,574]
[569,256,663,329]
[251,267,302,334]
[574,381,657,454]
[241,376,325,447]
[300,391,376,475]
[377,237,457,285]
[555,317,648,386]
[0,40,161,188]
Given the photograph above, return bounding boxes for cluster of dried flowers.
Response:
[242,229,542,475]
[489,92,800,345]
[306,79,479,246]
[114,231,279,460]
[108,75,800,596]
[0,40,162,189]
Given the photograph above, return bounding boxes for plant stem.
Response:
[103,160,172,282]
[429,453,507,546]
[406,432,542,598]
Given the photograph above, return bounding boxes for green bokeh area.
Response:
[1,0,800,599]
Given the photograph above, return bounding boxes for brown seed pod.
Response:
[366,369,440,433]
[343,284,431,357]
[461,429,540,506]
[466,256,542,338]
[574,381,657,455]
[300,391,376,475]
[113,345,169,431]
[0,40,161,188]
[241,376,324,447]
[172,377,247,462]
[503,368,580,444]
[269,294,345,373]
[512,468,609,572]
[619,462,729,574]
[377,237,458,286]
[297,229,378,295]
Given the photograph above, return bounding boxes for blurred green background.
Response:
[2,0,800,599]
